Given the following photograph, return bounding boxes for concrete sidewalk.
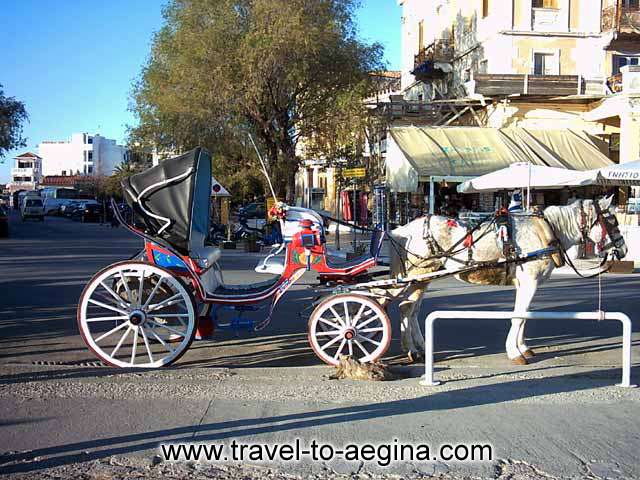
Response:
[1,362,639,479]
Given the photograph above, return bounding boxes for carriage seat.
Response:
[190,245,222,269]
[255,255,285,275]
[325,229,385,269]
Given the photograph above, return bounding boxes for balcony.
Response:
[372,101,441,123]
[532,8,564,32]
[472,74,585,96]
[602,4,640,34]
[11,167,35,176]
[413,39,454,80]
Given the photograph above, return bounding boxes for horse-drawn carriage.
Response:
[77,148,627,369]
[77,148,390,368]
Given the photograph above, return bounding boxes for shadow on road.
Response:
[1,367,636,474]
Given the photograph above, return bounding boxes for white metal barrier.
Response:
[421,311,636,388]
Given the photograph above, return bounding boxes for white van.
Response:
[21,197,45,221]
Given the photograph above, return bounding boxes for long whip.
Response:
[248,134,278,203]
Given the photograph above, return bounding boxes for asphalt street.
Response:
[0,212,639,479]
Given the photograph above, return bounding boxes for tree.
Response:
[130,0,383,201]
[0,84,28,161]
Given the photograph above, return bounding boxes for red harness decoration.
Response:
[447,219,458,228]
[463,233,474,249]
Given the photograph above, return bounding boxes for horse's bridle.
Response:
[579,199,627,259]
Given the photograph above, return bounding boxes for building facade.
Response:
[39,133,126,177]
[395,0,640,169]
[8,152,42,194]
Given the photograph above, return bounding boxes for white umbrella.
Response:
[457,162,592,194]
[593,160,640,185]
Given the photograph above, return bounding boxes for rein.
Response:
[388,214,497,274]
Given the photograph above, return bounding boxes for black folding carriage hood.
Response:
[122,147,212,255]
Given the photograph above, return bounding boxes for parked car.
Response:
[21,197,45,221]
[71,203,102,223]
[238,202,266,219]
[60,200,84,217]
[0,205,9,237]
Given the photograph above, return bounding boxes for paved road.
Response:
[0,212,639,479]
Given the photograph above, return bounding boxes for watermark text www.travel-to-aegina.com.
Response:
[159,439,493,467]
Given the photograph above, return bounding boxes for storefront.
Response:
[384,125,615,219]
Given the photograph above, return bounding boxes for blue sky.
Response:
[0,0,401,183]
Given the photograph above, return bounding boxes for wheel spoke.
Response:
[85,315,128,322]
[111,326,131,357]
[142,277,164,309]
[319,334,343,352]
[148,293,184,312]
[151,313,188,328]
[148,319,185,337]
[328,306,346,326]
[318,317,341,330]
[343,301,350,326]
[94,321,129,343]
[139,326,154,363]
[88,299,128,315]
[100,281,128,308]
[333,338,347,360]
[359,327,384,333]
[118,270,133,303]
[146,326,175,354]
[130,328,138,365]
[353,338,370,357]
[354,314,379,330]
[348,339,353,356]
[315,330,341,336]
[357,335,381,347]
[137,269,145,306]
[350,304,366,327]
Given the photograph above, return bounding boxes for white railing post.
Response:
[421,311,636,388]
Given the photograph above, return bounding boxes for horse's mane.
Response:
[542,201,584,248]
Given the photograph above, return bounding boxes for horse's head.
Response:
[582,196,627,260]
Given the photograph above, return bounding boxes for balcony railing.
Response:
[414,39,454,70]
[473,74,584,96]
[11,167,35,176]
[602,4,640,32]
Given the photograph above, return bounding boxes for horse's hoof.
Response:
[406,351,423,364]
[510,356,528,365]
[522,349,535,359]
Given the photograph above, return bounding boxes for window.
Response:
[532,0,558,8]
[482,0,489,17]
[87,165,93,174]
[62,170,67,176]
[533,52,555,75]
[464,68,472,82]
[88,136,93,144]
[88,151,93,161]
[479,59,488,74]
[418,20,424,51]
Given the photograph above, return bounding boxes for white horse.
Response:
[386,196,626,364]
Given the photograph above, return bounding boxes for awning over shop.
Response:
[386,126,613,192]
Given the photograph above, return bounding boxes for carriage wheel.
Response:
[308,294,391,366]
[77,261,197,368]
